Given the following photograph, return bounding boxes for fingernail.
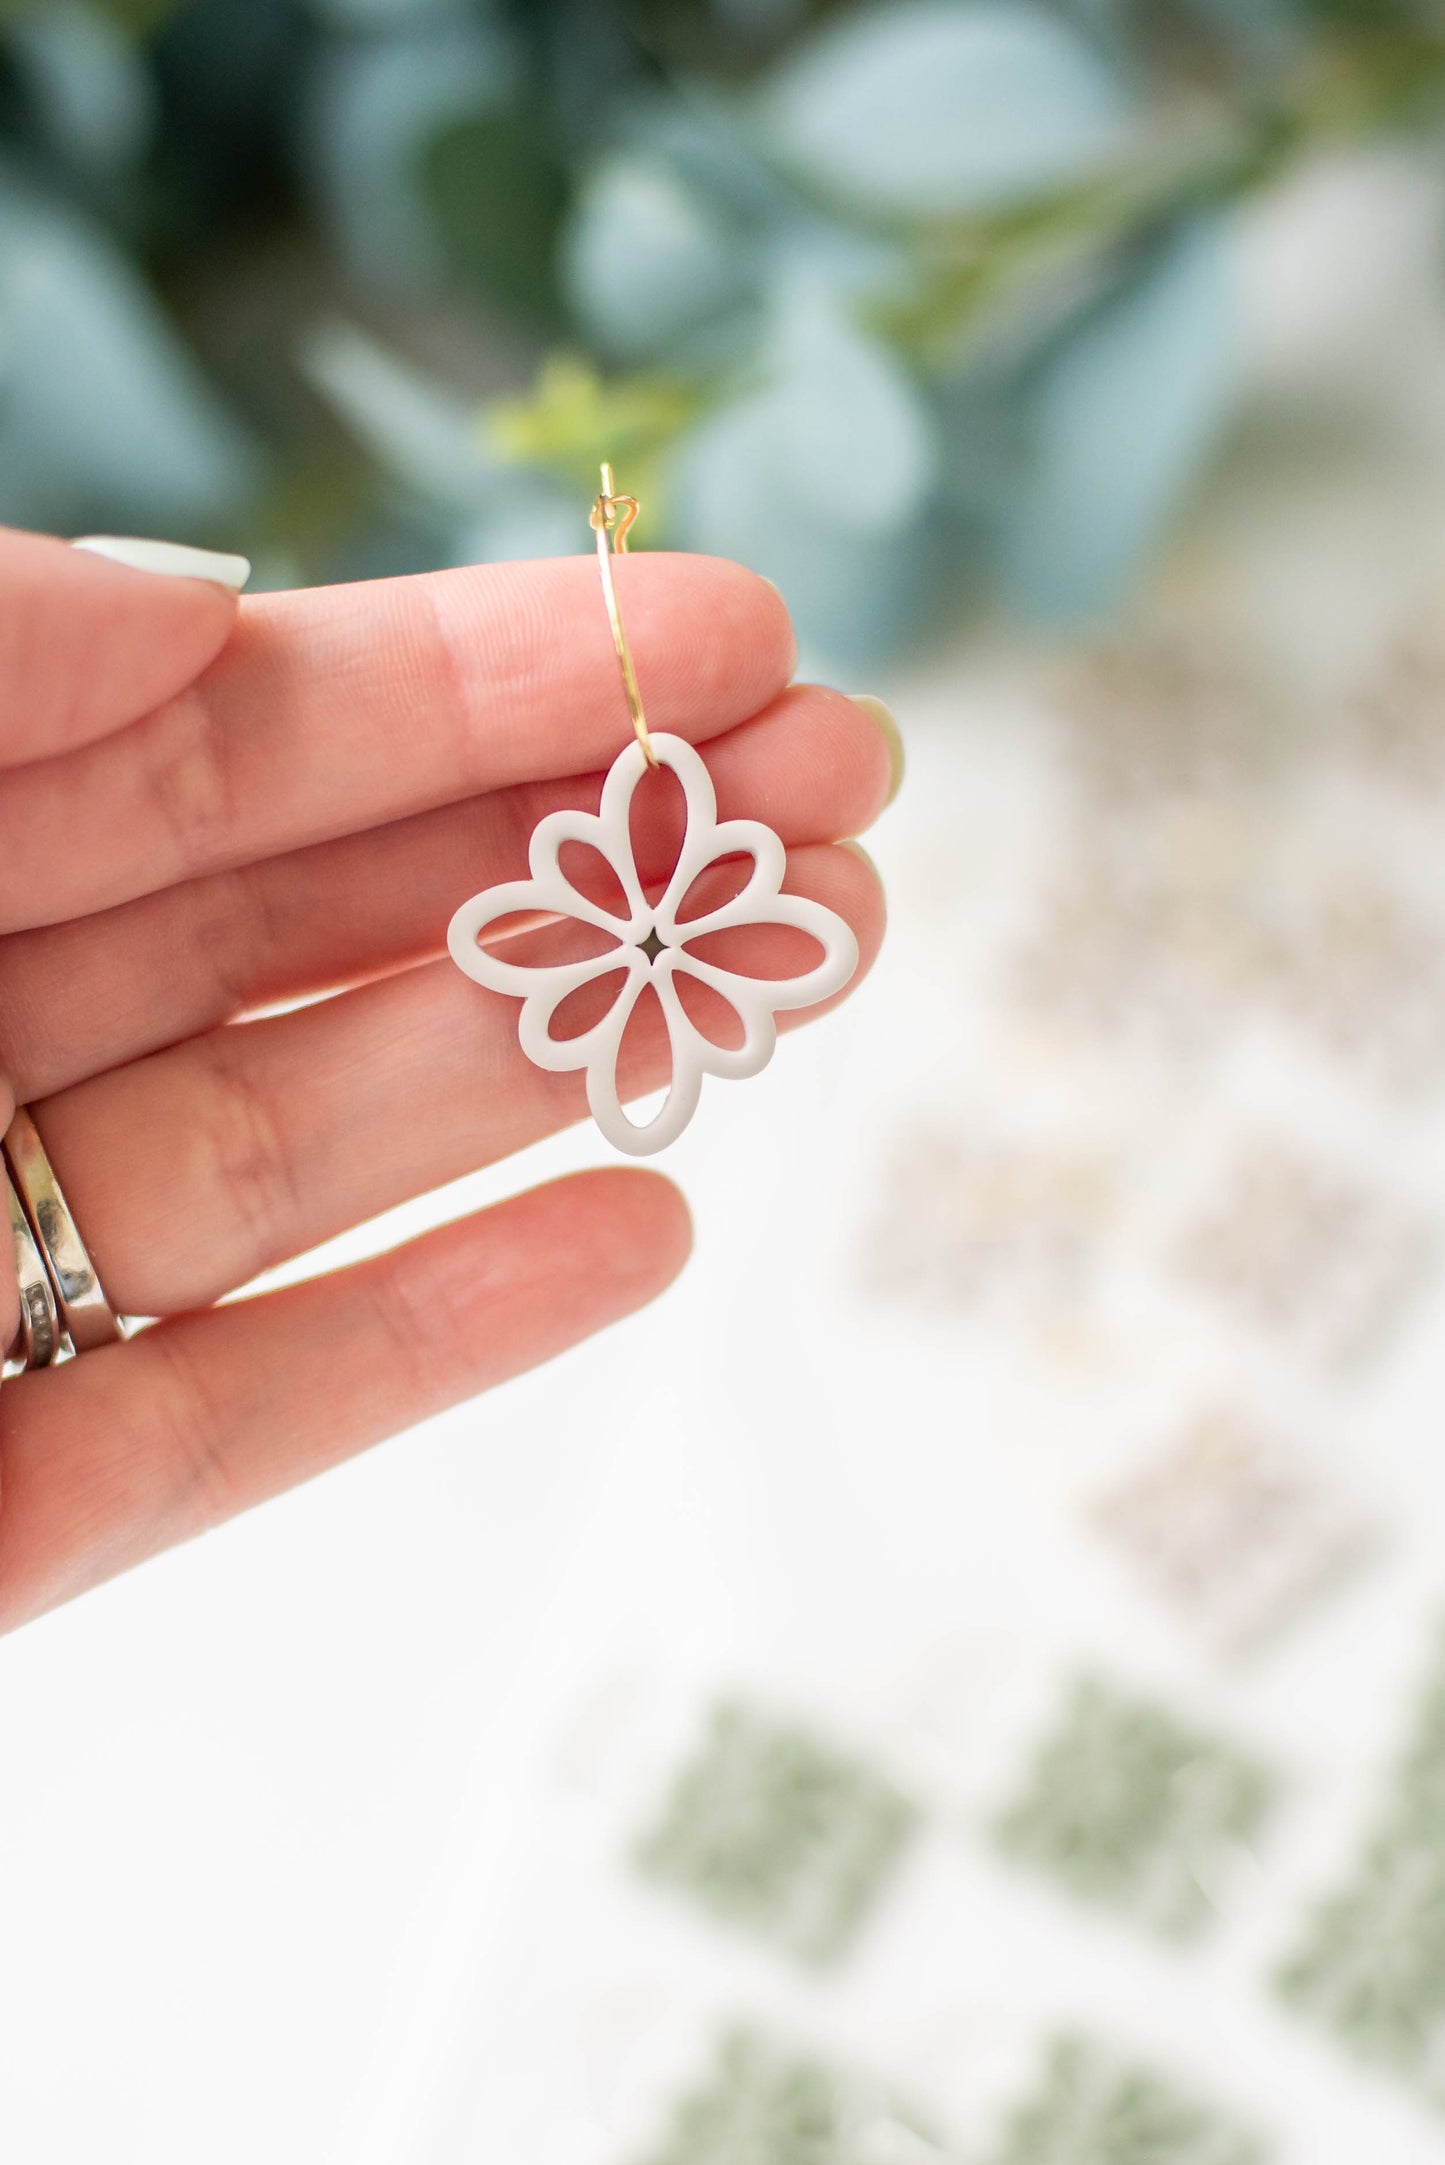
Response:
[852,694,904,806]
[757,575,800,678]
[838,836,879,872]
[72,535,251,591]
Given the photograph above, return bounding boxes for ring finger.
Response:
[28,842,884,1320]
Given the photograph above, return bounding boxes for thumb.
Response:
[0,529,248,770]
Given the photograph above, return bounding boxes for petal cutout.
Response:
[526,806,650,935]
[584,968,704,1155]
[448,880,625,992]
[654,952,778,1082]
[519,953,648,1078]
[679,890,859,1010]
[672,845,762,927]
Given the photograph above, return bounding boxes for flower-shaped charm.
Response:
[448,732,859,1155]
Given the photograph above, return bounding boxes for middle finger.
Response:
[0,686,893,1103]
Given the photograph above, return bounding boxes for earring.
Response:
[447,465,859,1156]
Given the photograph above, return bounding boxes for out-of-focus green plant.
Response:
[0,0,1442,659]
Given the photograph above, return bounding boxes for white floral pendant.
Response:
[447,731,859,1156]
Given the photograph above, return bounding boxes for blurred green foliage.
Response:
[0,0,1442,658]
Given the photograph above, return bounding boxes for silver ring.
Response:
[4,1166,59,1374]
[3,1107,124,1354]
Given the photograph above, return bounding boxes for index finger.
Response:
[0,553,795,931]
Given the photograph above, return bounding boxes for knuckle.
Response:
[199,864,281,1022]
[199,1040,305,1282]
[148,1326,242,1533]
[417,577,479,794]
[364,1239,477,1412]
[138,689,234,883]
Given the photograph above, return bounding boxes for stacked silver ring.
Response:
[3,1108,124,1377]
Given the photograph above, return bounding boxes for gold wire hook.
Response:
[589,460,657,770]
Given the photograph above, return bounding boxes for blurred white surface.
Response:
[8,152,1445,2163]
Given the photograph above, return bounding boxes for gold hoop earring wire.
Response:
[589,461,659,771]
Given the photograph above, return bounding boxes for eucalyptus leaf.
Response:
[996,216,1237,623]
[5,2,154,172]
[561,153,748,362]
[631,86,791,225]
[0,184,257,533]
[761,280,934,532]
[670,292,938,664]
[675,397,934,663]
[765,208,912,324]
[934,363,1029,528]
[302,20,518,296]
[758,0,1134,217]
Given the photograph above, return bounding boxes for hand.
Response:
[0,535,891,1629]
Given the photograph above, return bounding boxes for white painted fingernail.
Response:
[72,535,251,591]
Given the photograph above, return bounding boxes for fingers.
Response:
[34,842,883,1316]
[0,553,795,931]
[0,1169,691,1630]
[0,685,893,1103]
[0,529,242,770]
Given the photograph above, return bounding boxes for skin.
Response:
[0,533,890,1632]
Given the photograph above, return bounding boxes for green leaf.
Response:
[421,104,572,327]
[486,354,706,508]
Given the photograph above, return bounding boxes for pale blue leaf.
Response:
[761,280,934,532]
[632,88,790,225]
[758,0,1133,215]
[6,3,154,173]
[997,217,1237,622]
[673,394,933,664]
[0,185,257,533]
[669,292,936,661]
[765,209,911,321]
[561,154,748,362]
[934,363,1028,526]
[301,21,517,295]
[301,320,495,513]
